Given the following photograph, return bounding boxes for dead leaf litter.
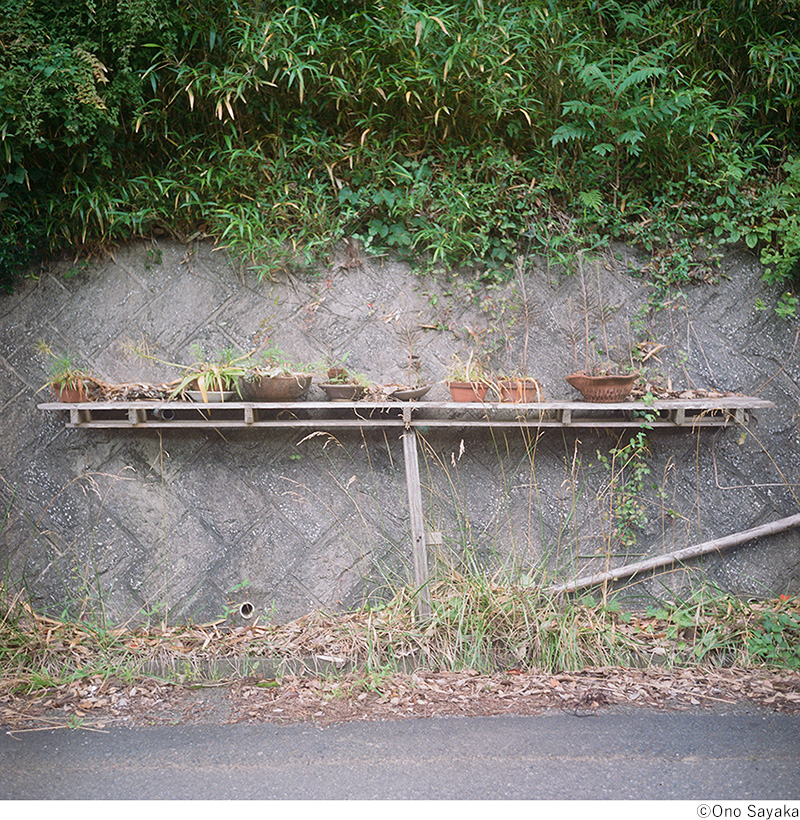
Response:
[2,667,797,733]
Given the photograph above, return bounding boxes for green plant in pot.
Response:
[37,342,97,402]
[317,353,369,401]
[240,346,312,401]
[321,351,352,384]
[446,352,491,402]
[170,345,250,403]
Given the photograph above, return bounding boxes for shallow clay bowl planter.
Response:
[447,381,489,402]
[498,378,544,403]
[240,374,312,401]
[390,385,432,401]
[565,372,639,403]
[321,383,366,401]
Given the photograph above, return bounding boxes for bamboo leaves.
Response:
[3,1,800,301]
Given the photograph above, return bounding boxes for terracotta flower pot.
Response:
[565,372,638,402]
[52,382,87,402]
[447,381,489,402]
[498,378,543,403]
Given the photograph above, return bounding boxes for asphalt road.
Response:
[1,709,798,800]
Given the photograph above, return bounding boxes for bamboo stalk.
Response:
[551,513,800,594]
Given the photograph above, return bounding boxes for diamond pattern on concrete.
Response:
[2,238,799,623]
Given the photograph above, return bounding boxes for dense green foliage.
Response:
[2,0,800,304]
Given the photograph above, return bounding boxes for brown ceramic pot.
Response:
[52,382,87,402]
[565,372,638,402]
[240,374,312,401]
[321,383,365,401]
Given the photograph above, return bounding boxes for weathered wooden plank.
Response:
[65,418,410,429]
[127,407,147,425]
[39,397,776,411]
[409,418,733,428]
[43,396,774,431]
[60,413,747,429]
[402,429,432,620]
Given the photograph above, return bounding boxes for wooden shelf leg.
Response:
[128,408,146,425]
[402,429,432,620]
[70,408,91,426]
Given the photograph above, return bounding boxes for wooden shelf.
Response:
[38,397,773,430]
[36,394,775,620]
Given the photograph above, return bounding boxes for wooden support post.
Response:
[128,408,146,425]
[69,407,91,425]
[402,429,432,620]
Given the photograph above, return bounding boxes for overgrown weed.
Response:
[2,583,797,695]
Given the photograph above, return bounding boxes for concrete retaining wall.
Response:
[0,239,797,624]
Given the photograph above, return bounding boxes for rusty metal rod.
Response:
[551,513,800,595]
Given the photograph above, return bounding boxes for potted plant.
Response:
[170,345,250,403]
[239,347,312,401]
[497,263,544,403]
[323,351,351,384]
[315,354,369,401]
[446,352,490,402]
[383,321,432,401]
[565,258,639,402]
[37,343,97,402]
[565,367,638,403]
[496,373,544,403]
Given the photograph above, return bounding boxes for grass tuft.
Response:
[2,582,797,695]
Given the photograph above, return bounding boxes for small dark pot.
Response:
[390,385,432,401]
[321,383,365,401]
